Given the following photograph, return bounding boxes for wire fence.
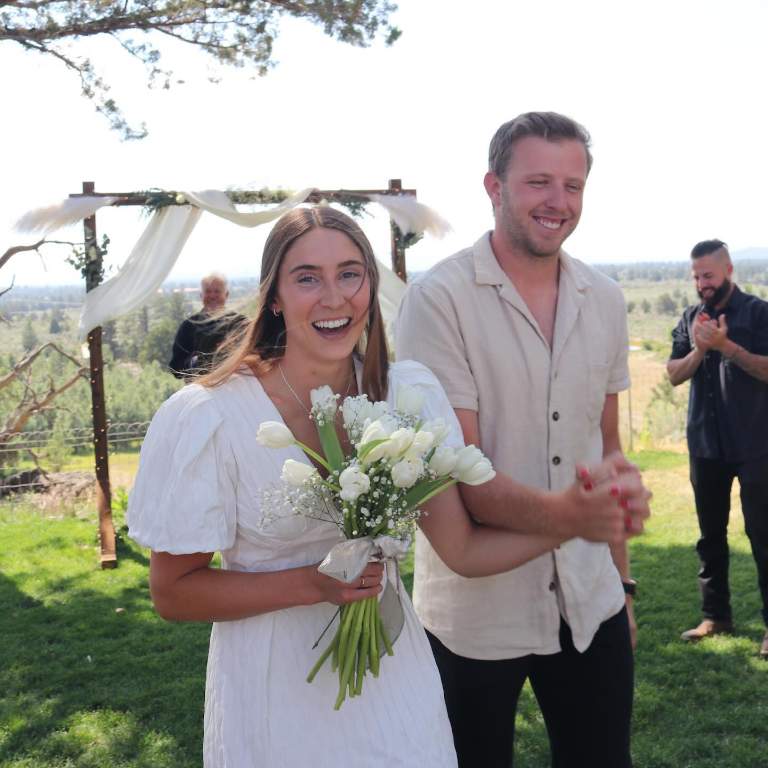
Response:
[0,421,149,493]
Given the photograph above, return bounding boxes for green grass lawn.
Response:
[1,452,767,767]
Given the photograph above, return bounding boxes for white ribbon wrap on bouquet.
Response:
[318,535,410,647]
[318,535,410,583]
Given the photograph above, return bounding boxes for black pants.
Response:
[427,607,634,768]
[690,455,768,626]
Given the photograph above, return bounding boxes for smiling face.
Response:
[692,250,733,306]
[201,277,228,312]
[485,136,588,259]
[273,227,372,365]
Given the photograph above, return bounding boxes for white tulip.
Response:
[452,445,496,485]
[406,430,435,459]
[257,421,295,449]
[383,428,416,459]
[359,418,395,464]
[429,446,458,476]
[421,418,451,444]
[339,465,371,502]
[396,383,425,416]
[281,459,317,487]
[391,457,424,489]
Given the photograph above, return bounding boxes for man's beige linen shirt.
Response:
[396,233,630,659]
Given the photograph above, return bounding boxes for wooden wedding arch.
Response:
[73,180,416,568]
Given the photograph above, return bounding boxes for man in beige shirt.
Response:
[396,112,650,768]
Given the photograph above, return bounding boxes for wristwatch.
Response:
[622,578,637,597]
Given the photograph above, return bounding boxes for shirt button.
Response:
[552,456,561,466]
[549,582,556,591]
[552,411,560,421]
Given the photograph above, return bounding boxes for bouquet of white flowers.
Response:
[256,382,495,709]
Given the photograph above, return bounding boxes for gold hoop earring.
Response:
[272,307,281,317]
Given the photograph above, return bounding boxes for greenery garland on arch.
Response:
[140,188,422,254]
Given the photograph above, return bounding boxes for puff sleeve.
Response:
[128,384,237,554]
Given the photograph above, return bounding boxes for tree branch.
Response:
[0,1,399,139]
[1,238,81,276]
[0,342,83,393]
[1,367,86,445]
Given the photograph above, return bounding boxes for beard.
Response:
[498,202,566,259]
[698,277,732,311]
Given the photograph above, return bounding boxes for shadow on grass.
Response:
[0,562,209,766]
[452,539,768,768]
[2,523,766,768]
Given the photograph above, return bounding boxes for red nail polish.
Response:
[624,513,632,530]
[584,481,593,491]
[610,485,620,497]
[620,498,629,509]
[578,468,589,480]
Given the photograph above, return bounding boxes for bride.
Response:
[128,206,640,766]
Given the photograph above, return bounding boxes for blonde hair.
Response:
[200,272,228,290]
[199,207,390,401]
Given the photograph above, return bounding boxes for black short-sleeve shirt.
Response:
[670,285,768,462]
[169,310,246,379]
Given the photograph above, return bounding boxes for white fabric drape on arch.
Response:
[15,188,441,339]
[78,188,314,339]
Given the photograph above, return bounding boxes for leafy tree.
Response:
[655,293,678,315]
[626,301,636,314]
[641,299,652,314]
[1,1,400,139]
[165,291,189,326]
[102,319,119,358]
[21,318,38,351]
[139,317,178,367]
[49,307,64,334]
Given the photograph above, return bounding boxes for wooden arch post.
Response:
[82,181,116,568]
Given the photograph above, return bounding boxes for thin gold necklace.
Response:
[277,362,355,415]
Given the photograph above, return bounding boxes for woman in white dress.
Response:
[128,207,570,767]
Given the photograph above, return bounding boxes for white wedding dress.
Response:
[128,360,459,767]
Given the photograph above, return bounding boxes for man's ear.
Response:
[483,171,502,209]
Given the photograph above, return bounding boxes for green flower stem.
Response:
[305,596,388,706]
[292,439,331,471]
[306,631,338,683]
[331,628,340,672]
[336,601,356,671]
[335,600,366,710]
[355,599,371,695]
[368,598,380,676]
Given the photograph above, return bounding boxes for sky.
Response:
[2,0,768,287]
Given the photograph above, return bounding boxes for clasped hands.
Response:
[570,452,652,544]
[693,311,729,352]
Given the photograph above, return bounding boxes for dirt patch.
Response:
[1,469,96,512]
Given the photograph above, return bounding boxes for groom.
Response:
[396,112,649,767]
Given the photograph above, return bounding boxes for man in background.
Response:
[667,239,768,658]
[397,112,649,768]
[169,273,245,378]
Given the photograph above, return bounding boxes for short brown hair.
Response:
[200,207,390,401]
[489,111,593,179]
